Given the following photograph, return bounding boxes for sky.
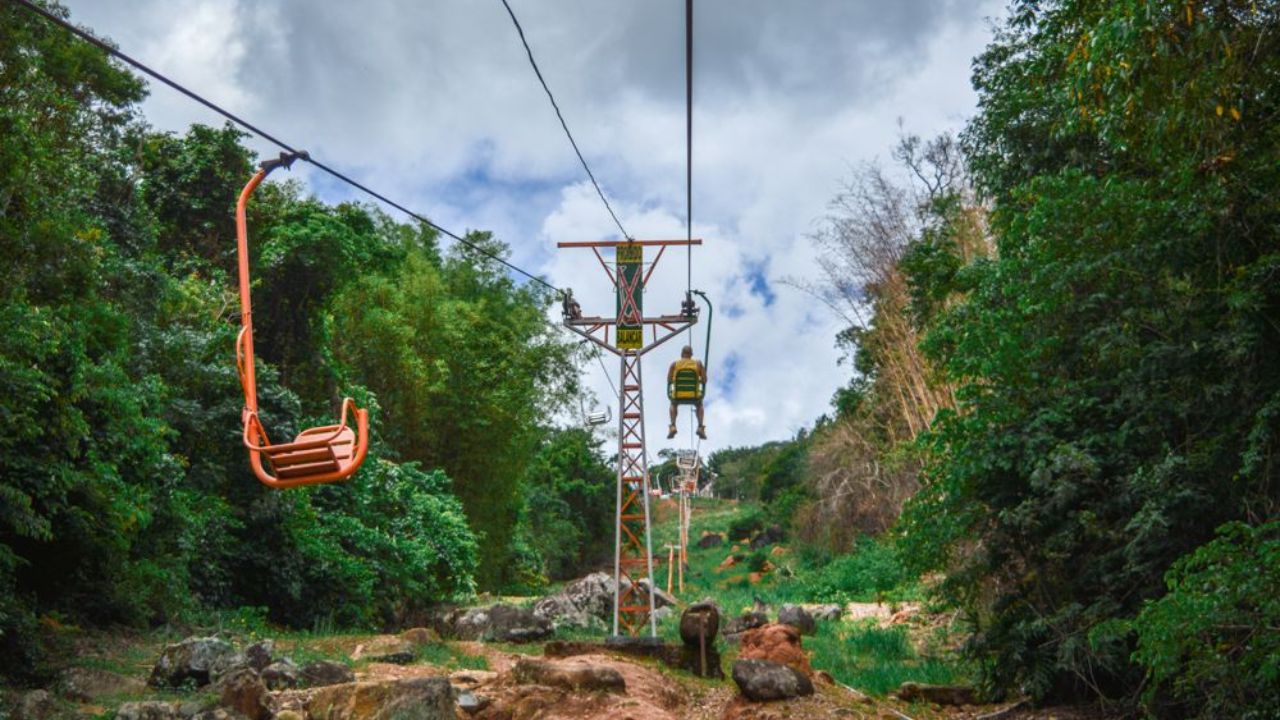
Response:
[62,0,1005,456]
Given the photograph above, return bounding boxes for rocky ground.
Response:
[3,620,1114,720]
[2,501,1121,720]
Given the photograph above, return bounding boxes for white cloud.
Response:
[62,0,1004,454]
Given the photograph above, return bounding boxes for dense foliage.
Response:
[899,0,1280,706]
[0,2,589,680]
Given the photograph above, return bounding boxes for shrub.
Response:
[727,508,765,541]
[1131,521,1280,719]
[800,537,912,604]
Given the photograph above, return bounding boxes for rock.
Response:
[778,604,816,635]
[57,666,145,702]
[274,712,305,720]
[351,637,416,664]
[731,659,814,702]
[747,571,764,584]
[398,627,439,645]
[532,572,615,628]
[738,623,812,676]
[679,602,721,646]
[261,659,300,690]
[722,611,768,638]
[696,532,724,548]
[213,667,270,720]
[483,604,554,643]
[242,640,274,671]
[149,637,239,688]
[652,605,673,623]
[718,554,738,570]
[306,677,455,720]
[769,546,787,557]
[894,682,978,706]
[748,524,785,550]
[455,689,489,714]
[12,690,56,720]
[888,607,918,625]
[114,701,183,720]
[511,658,626,693]
[808,604,842,622]
[300,659,356,688]
[635,578,678,609]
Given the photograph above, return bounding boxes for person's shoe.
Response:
[697,425,707,440]
[667,425,677,439]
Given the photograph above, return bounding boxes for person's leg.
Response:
[668,402,678,438]
[696,401,706,439]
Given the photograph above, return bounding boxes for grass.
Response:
[414,643,489,671]
[644,497,970,696]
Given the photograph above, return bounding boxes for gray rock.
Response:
[532,572,616,628]
[778,604,816,635]
[260,659,299,690]
[299,659,355,688]
[652,605,674,623]
[810,604,842,622]
[749,524,785,549]
[731,659,814,701]
[455,689,489,714]
[12,690,56,720]
[149,637,238,688]
[696,532,724,549]
[722,611,769,638]
[115,701,183,720]
[431,606,492,641]
[484,604,554,643]
[636,578,678,608]
[212,668,270,720]
[242,640,274,671]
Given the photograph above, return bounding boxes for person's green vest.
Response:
[668,358,704,402]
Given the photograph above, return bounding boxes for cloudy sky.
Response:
[63,0,1004,455]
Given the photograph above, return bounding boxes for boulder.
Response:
[306,677,455,720]
[430,606,491,640]
[213,667,270,720]
[243,640,274,671]
[731,659,814,702]
[718,554,738,570]
[351,637,416,664]
[12,690,56,720]
[455,689,489,715]
[634,578,678,609]
[114,701,183,720]
[57,666,145,702]
[777,604,816,635]
[149,637,239,688]
[738,623,812,676]
[300,659,356,688]
[261,659,300,690]
[748,524,785,550]
[484,604,554,643]
[894,682,978,706]
[532,572,615,628]
[722,611,768,638]
[808,604,842,622]
[696,532,724,549]
[511,658,626,693]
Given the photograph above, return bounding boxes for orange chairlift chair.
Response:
[235,151,369,488]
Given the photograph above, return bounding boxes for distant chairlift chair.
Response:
[234,151,369,488]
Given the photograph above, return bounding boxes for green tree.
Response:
[902,0,1280,705]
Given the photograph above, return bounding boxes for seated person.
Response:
[667,345,707,440]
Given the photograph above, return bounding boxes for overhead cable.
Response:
[498,0,632,241]
[7,0,563,296]
[685,0,694,294]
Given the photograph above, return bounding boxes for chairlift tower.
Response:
[559,238,701,638]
